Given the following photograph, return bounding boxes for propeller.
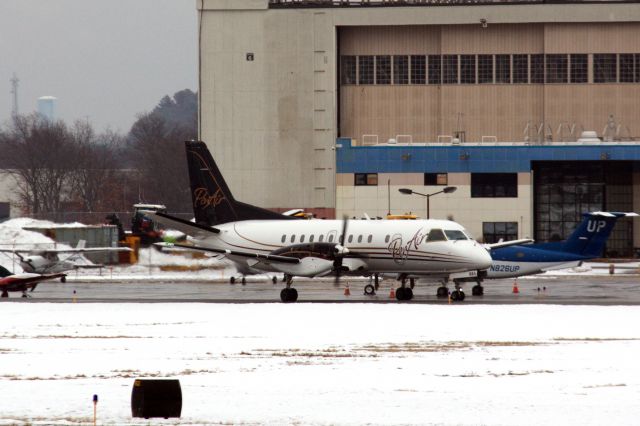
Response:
[333,215,349,286]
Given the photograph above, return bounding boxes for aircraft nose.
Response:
[475,245,493,270]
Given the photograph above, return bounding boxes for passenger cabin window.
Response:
[309,235,314,243]
[319,234,324,242]
[281,235,286,243]
[367,235,373,243]
[426,229,447,242]
[300,235,305,243]
[290,235,296,243]
[444,230,468,241]
[348,235,353,243]
[385,235,390,243]
[328,234,334,243]
[357,235,363,243]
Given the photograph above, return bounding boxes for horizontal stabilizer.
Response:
[485,238,534,250]
[144,211,219,239]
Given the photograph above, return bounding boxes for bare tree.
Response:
[69,121,122,212]
[2,114,78,215]
[128,112,191,212]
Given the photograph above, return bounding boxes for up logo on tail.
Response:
[586,220,607,233]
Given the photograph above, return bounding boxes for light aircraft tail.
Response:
[185,140,298,226]
[535,212,637,257]
[0,265,12,278]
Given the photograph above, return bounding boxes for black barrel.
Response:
[131,379,182,419]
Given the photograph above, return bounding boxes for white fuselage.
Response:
[196,219,492,278]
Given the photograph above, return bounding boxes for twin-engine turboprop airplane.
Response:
[0,240,131,282]
[146,140,530,303]
[460,211,638,296]
[0,265,65,298]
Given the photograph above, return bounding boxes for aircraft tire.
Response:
[241,277,246,285]
[451,290,465,302]
[472,285,484,296]
[404,287,413,300]
[364,284,376,295]
[409,278,415,289]
[61,276,66,283]
[280,288,298,303]
[272,276,277,284]
[230,277,236,284]
[395,287,406,301]
[436,286,448,298]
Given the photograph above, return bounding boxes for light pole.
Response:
[398,186,457,219]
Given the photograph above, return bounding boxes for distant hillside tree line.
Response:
[0,89,197,221]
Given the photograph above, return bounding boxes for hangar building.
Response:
[198,0,640,256]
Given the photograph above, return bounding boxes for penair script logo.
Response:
[193,187,226,208]
[387,229,427,264]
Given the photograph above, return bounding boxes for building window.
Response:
[442,55,458,84]
[546,54,568,84]
[358,56,374,84]
[593,54,617,83]
[478,55,493,84]
[375,56,391,84]
[530,54,544,83]
[355,173,378,186]
[570,54,588,83]
[636,54,640,83]
[393,56,409,84]
[620,54,635,83]
[483,222,518,244]
[460,55,476,84]
[424,173,448,186]
[495,55,511,83]
[428,55,441,84]
[340,56,356,85]
[471,173,518,198]
[513,54,528,83]
[410,55,426,84]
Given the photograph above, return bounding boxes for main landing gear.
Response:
[395,275,414,301]
[280,274,298,303]
[1,289,8,298]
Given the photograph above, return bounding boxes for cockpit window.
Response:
[444,230,468,241]
[426,229,447,242]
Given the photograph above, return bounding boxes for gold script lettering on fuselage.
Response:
[193,187,226,208]
[387,229,427,264]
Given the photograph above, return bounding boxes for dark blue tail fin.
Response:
[539,212,636,257]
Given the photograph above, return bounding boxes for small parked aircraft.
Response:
[0,265,65,298]
[0,240,131,282]
[462,211,638,296]
[146,141,535,303]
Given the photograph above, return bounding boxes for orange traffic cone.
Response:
[389,287,395,299]
[512,280,519,294]
[344,284,351,296]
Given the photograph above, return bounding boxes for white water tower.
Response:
[37,96,57,121]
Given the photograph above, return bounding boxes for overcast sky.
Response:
[0,0,197,133]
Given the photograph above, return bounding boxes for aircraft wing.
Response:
[484,238,534,250]
[144,211,219,240]
[156,242,300,265]
[42,247,132,254]
[0,272,66,288]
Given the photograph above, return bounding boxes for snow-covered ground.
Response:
[1,303,639,425]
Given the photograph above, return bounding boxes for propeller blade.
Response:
[334,215,349,287]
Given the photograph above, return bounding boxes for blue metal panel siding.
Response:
[336,138,640,173]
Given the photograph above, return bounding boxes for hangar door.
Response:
[533,161,633,257]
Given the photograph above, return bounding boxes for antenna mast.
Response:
[10,73,19,116]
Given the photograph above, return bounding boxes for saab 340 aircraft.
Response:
[0,240,131,282]
[147,141,533,303]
